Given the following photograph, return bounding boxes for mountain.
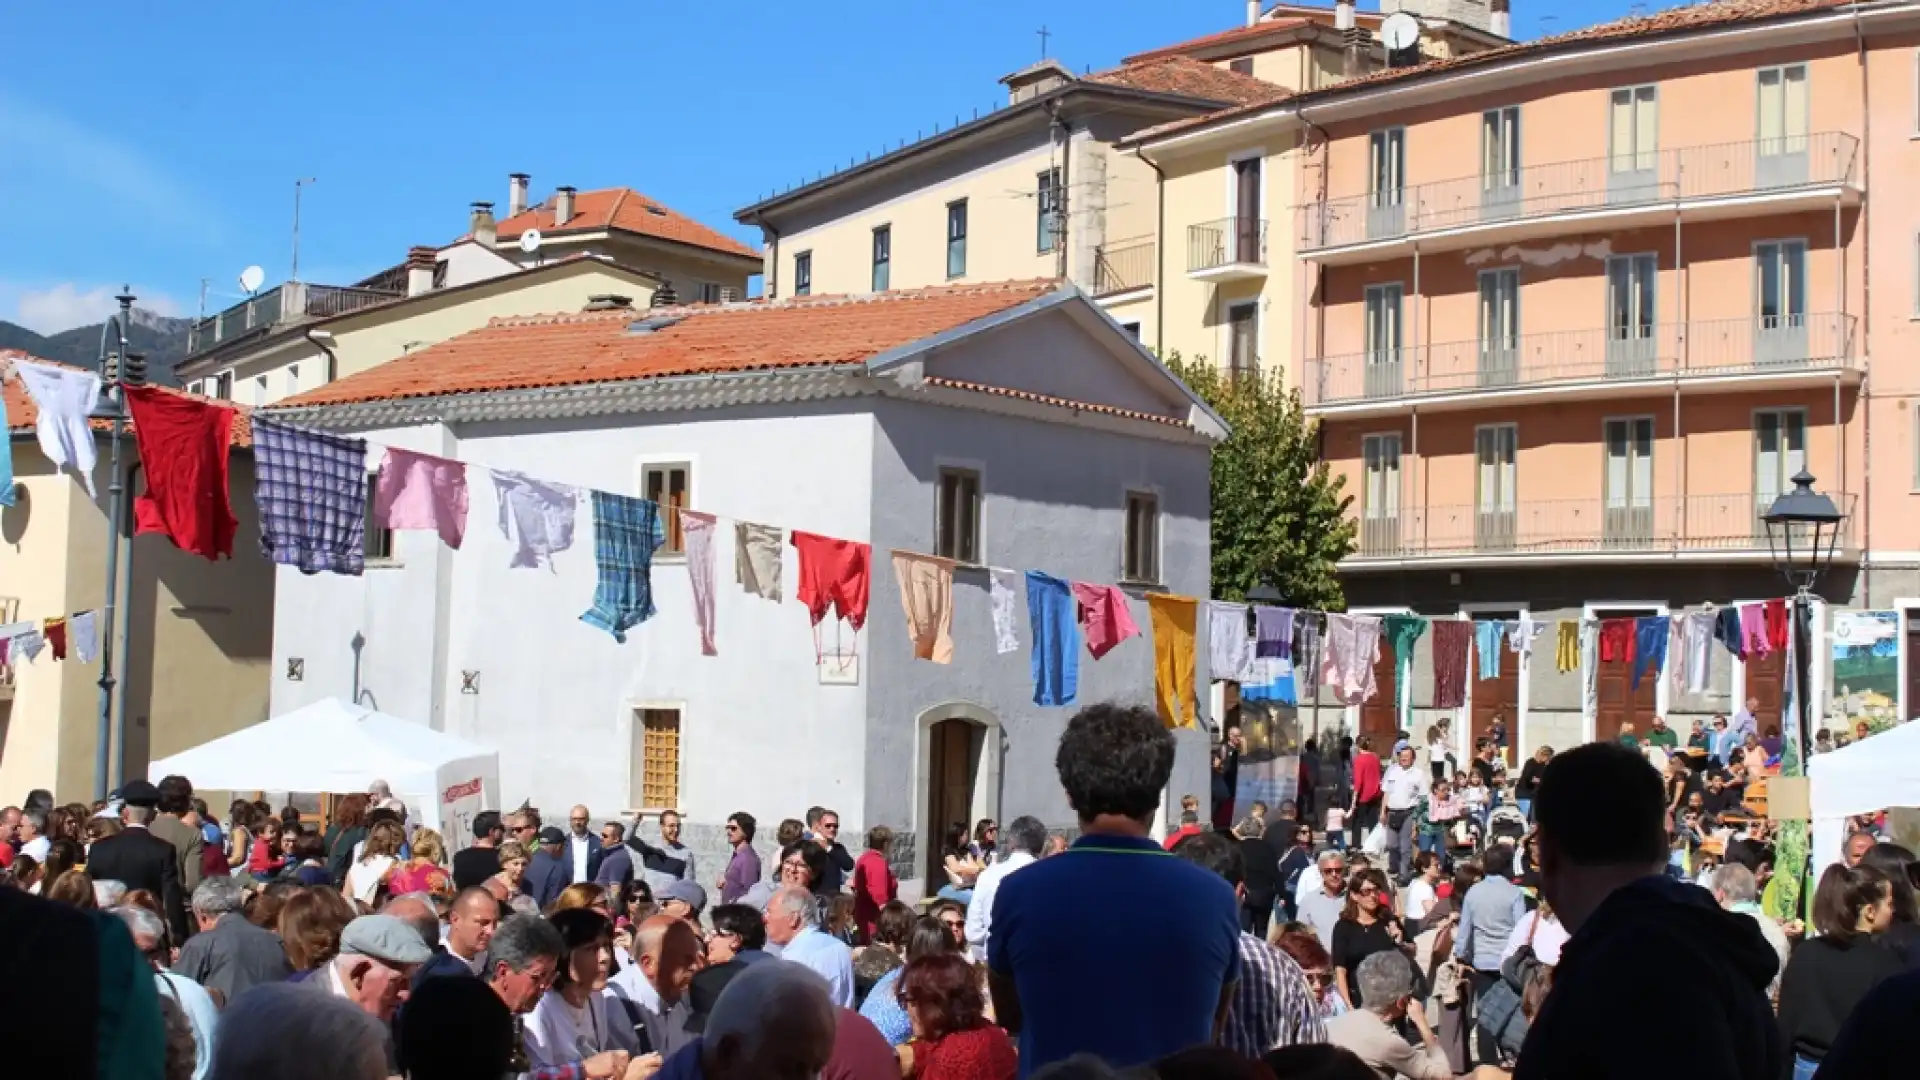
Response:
[0,309,191,386]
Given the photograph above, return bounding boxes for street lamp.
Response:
[91,290,135,800]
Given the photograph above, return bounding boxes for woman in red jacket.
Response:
[1348,734,1384,850]
[852,825,900,943]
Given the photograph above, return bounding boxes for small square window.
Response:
[644,462,692,555]
[872,226,892,292]
[364,473,394,561]
[1230,57,1254,76]
[946,201,968,280]
[632,708,681,810]
[1123,491,1160,583]
[794,251,812,297]
[214,371,233,400]
[1037,169,1061,253]
[935,468,981,563]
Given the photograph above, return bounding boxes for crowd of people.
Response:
[5,700,1920,1080]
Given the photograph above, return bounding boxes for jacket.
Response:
[1236,833,1282,905]
[562,832,606,885]
[148,813,205,897]
[85,825,190,943]
[522,849,571,911]
[1514,875,1782,1080]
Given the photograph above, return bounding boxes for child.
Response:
[1325,804,1347,851]
[248,817,285,881]
[1422,781,1461,856]
[1459,770,1490,831]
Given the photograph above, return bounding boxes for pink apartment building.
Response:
[1287,0,1920,756]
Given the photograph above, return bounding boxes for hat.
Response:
[660,880,707,914]
[683,962,747,1033]
[119,779,160,808]
[340,914,434,966]
[536,827,566,846]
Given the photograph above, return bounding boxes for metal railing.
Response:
[1300,132,1860,251]
[1188,216,1268,273]
[304,285,401,319]
[1304,313,1858,406]
[1093,237,1156,295]
[186,280,402,356]
[1352,491,1857,560]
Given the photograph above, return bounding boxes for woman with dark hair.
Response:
[39,839,83,895]
[1778,862,1905,1079]
[861,916,958,1046]
[282,832,331,886]
[325,793,371,886]
[970,819,998,865]
[226,799,256,871]
[938,823,983,904]
[526,908,644,1072]
[1329,867,1406,1010]
[855,901,918,1007]
[1276,822,1318,923]
[279,887,356,976]
[1860,843,1920,966]
[896,951,1017,1080]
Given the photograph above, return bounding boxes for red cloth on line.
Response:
[43,619,66,661]
[1599,619,1636,664]
[1431,619,1472,709]
[124,386,237,560]
[1764,598,1788,652]
[791,530,872,630]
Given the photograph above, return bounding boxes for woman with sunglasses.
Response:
[1275,823,1318,924]
[1329,868,1407,1010]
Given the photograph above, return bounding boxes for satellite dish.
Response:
[519,229,543,255]
[238,265,266,294]
[1381,12,1421,52]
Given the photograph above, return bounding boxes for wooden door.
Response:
[1471,614,1521,752]
[1360,641,1399,745]
[927,720,976,882]
[1745,647,1785,732]
[1594,612,1658,742]
[1234,158,1262,261]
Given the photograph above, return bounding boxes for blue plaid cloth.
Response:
[579,491,665,642]
[1222,932,1327,1057]
[252,417,367,575]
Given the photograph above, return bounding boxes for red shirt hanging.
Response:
[1598,618,1636,664]
[124,386,237,560]
[1763,598,1789,653]
[791,530,871,630]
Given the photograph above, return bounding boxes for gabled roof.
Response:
[1085,55,1290,107]
[494,187,760,263]
[1128,0,1853,146]
[274,281,1066,410]
[1,350,255,447]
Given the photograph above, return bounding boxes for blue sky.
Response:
[0,0,1621,333]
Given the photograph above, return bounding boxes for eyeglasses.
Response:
[725,824,741,833]
[939,918,965,930]
[1322,867,1346,876]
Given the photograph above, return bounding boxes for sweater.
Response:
[1777,935,1905,1064]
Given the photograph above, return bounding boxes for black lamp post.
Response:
[1761,469,1844,772]
[91,290,136,800]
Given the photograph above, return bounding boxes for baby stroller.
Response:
[1486,803,1529,849]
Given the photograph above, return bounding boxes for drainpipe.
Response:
[1048,102,1073,282]
[1299,106,1331,408]
[1138,147,1168,358]
[304,327,338,385]
[750,214,781,300]
[1852,4,1873,598]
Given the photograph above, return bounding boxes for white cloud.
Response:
[0,93,220,241]
[3,283,182,335]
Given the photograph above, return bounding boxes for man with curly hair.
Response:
[987,703,1240,1077]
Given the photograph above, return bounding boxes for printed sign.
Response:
[442,776,485,851]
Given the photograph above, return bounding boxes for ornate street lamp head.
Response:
[1762,470,1844,595]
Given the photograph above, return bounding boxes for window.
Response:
[1756,65,1809,153]
[1754,409,1808,504]
[1481,107,1521,198]
[1368,128,1405,209]
[1915,232,1920,317]
[1037,168,1062,253]
[871,225,891,292]
[252,376,267,407]
[1230,57,1254,76]
[1604,418,1655,517]
[794,251,812,297]
[1119,321,1142,339]
[214,371,233,400]
[1607,85,1658,183]
[188,380,204,396]
[946,200,968,279]
[1478,268,1519,383]
[643,463,691,555]
[363,473,394,561]
[935,467,981,563]
[697,282,723,304]
[1122,491,1159,583]
[1360,434,1402,553]
[285,364,300,397]
[631,708,681,810]
[1228,302,1258,382]
[1363,283,1404,396]
[1475,424,1518,548]
[1605,253,1657,374]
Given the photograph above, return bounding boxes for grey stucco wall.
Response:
[866,394,1213,859]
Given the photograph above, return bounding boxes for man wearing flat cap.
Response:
[322,913,435,1024]
[83,778,190,942]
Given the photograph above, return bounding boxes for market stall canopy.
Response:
[147,697,500,838]
[1809,720,1920,874]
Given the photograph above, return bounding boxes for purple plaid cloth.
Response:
[252,417,368,575]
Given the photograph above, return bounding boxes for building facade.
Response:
[264,282,1222,892]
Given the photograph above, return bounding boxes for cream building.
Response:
[177,179,760,408]
[0,355,273,800]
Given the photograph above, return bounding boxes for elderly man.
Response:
[209,983,390,1080]
[1295,849,1350,952]
[1326,952,1457,1079]
[323,914,433,1024]
[965,815,1045,963]
[485,913,566,1016]
[80,778,189,941]
[1381,745,1431,883]
[609,914,703,1058]
[114,904,219,1080]
[17,805,48,862]
[764,886,853,1007]
[655,962,838,1080]
[1711,863,1791,999]
[173,877,292,1005]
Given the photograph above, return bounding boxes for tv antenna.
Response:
[291,177,317,282]
[519,228,544,264]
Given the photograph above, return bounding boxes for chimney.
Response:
[1247,0,1260,27]
[1490,0,1512,38]
[555,186,577,228]
[406,246,438,297]
[650,281,679,308]
[1335,0,1356,31]
[583,294,633,311]
[470,201,496,248]
[508,173,530,217]
[1343,26,1372,78]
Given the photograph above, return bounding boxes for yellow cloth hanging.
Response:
[1556,620,1580,673]
[1147,594,1199,729]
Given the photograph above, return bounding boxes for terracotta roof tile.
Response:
[920,375,1191,429]
[275,280,1063,410]
[494,188,759,261]
[1087,55,1290,107]
[1123,18,1316,64]
[1131,0,1850,144]
[1,350,254,448]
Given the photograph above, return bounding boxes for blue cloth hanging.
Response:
[1632,615,1670,691]
[1474,620,1505,680]
[1025,571,1079,707]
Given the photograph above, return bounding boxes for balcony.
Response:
[1348,491,1859,569]
[185,281,402,358]
[1093,237,1156,298]
[1187,217,1268,282]
[1304,314,1859,415]
[1299,133,1861,265]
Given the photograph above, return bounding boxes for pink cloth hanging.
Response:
[1739,603,1770,657]
[683,511,718,656]
[1321,613,1383,704]
[373,448,468,549]
[1071,582,1141,660]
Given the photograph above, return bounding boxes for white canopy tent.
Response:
[148,698,501,840]
[1808,720,1920,874]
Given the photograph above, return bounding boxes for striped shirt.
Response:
[1220,932,1327,1057]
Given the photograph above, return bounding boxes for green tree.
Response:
[1167,353,1355,610]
